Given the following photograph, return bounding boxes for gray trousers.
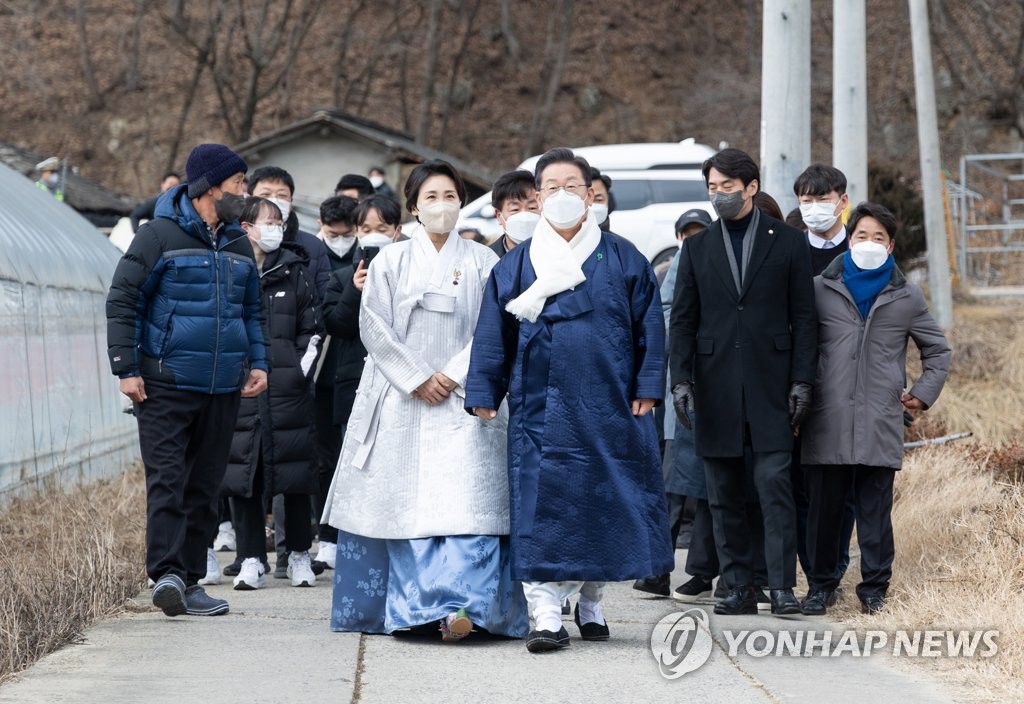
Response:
[704,451,796,589]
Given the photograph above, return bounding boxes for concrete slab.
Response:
[0,550,960,704]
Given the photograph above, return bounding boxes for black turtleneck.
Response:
[724,209,754,278]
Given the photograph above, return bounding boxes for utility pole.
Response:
[908,0,954,328]
[833,0,868,207]
[760,0,810,215]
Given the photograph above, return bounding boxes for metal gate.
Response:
[956,153,1024,289]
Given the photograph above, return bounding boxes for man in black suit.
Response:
[669,148,817,616]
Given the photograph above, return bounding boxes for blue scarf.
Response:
[842,251,894,319]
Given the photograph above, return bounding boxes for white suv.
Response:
[457,139,717,265]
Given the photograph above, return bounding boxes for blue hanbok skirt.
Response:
[330,530,529,638]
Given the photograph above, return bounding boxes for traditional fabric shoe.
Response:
[440,608,473,642]
[184,585,229,616]
[861,595,886,614]
[672,575,714,602]
[213,521,236,552]
[287,550,316,587]
[801,589,834,616]
[526,626,570,653]
[198,548,221,586]
[714,585,758,615]
[770,588,801,615]
[233,557,267,591]
[632,574,671,597]
[151,574,187,617]
[573,603,610,641]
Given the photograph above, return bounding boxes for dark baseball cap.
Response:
[675,209,713,233]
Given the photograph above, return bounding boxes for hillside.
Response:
[0,0,1021,198]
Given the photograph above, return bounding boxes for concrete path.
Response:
[0,551,956,703]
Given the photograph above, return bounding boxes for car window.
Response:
[611,179,707,211]
[651,180,709,204]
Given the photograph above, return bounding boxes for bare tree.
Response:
[523,0,574,157]
[437,0,484,151]
[499,0,520,63]
[74,0,104,110]
[331,0,370,107]
[124,0,150,92]
[414,0,445,144]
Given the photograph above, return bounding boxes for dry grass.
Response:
[825,297,1024,701]
[0,467,146,683]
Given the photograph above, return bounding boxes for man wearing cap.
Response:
[35,156,64,201]
[106,143,268,618]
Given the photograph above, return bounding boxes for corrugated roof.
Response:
[234,109,498,190]
[0,162,122,292]
[0,141,133,216]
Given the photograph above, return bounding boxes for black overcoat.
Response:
[669,213,817,457]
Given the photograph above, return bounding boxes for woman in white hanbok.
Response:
[323,161,528,640]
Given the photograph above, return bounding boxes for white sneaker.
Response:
[316,542,336,569]
[287,550,316,587]
[213,521,236,552]
[198,548,222,585]
[233,557,267,590]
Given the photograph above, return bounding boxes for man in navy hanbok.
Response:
[465,148,674,654]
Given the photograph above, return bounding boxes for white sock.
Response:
[534,607,562,633]
[577,595,605,625]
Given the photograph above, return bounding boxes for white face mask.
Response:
[799,201,840,233]
[542,188,587,229]
[502,211,541,243]
[849,241,890,270]
[369,175,384,189]
[322,233,357,259]
[359,233,395,249]
[417,201,460,233]
[255,223,284,253]
[267,197,291,223]
[589,203,609,225]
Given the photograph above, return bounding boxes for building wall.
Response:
[244,133,403,212]
[0,164,137,502]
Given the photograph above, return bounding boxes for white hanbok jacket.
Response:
[323,230,510,539]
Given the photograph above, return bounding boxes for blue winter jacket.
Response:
[106,185,268,394]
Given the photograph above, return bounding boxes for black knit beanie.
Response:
[185,144,248,198]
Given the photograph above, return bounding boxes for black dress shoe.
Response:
[861,595,886,614]
[526,626,570,653]
[573,604,610,641]
[800,589,833,615]
[770,589,801,615]
[632,573,671,597]
[714,585,758,615]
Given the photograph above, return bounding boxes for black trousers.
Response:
[313,388,343,544]
[685,497,768,586]
[233,451,313,561]
[136,384,240,586]
[705,451,796,589]
[804,464,895,600]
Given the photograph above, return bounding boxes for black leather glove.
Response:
[788,382,812,428]
[672,381,695,430]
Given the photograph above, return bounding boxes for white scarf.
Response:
[505,213,602,323]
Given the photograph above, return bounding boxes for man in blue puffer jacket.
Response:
[106,143,269,618]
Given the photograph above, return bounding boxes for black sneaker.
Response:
[526,626,570,653]
[714,585,758,615]
[632,574,670,597]
[184,585,229,616]
[801,589,834,615]
[671,575,714,602]
[861,595,886,614]
[151,574,186,617]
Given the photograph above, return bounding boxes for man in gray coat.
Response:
[799,201,951,616]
